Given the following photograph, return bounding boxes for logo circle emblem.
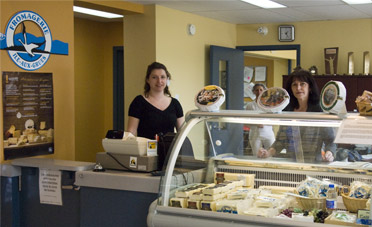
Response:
[5,11,52,71]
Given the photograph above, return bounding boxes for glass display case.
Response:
[147,110,372,227]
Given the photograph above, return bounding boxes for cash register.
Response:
[96,130,158,172]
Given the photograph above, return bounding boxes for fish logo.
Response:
[1,11,68,71]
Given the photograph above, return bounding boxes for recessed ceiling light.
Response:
[240,0,287,8]
[342,0,372,4]
[73,6,123,19]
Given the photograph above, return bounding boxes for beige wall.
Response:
[1,1,75,162]
[74,18,123,162]
[237,19,372,75]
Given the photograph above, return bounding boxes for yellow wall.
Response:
[155,5,236,114]
[237,19,372,75]
[124,5,236,128]
[123,5,156,129]
[273,59,289,87]
[74,18,123,162]
[0,1,75,162]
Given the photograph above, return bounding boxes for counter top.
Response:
[0,164,21,177]
[12,157,95,172]
[75,170,161,194]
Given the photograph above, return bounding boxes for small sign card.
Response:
[39,169,62,206]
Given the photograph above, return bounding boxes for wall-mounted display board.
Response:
[2,71,54,160]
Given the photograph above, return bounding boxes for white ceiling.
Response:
[124,0,372,24]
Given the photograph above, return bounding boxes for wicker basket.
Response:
[296,197,326,210]
[356,101,372,116]
[342,194,368,213]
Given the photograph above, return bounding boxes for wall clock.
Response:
[278,25,295,42]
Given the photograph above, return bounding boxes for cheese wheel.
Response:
[257,87,290,113]
[320,81,347,114]
[195,85,225,112]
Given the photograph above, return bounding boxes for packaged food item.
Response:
[349,181,372,199]
[170,197,188,208]
[296,176,340,198]
[216,199,253,214]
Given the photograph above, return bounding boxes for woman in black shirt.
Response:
[127,62,184,139]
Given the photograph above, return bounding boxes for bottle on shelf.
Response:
[326,184,337,212]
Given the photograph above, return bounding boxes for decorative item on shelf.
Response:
[257,87,289,113]
[324,47,339,75]
[320,81,347,115]
[257,26,268,36]
[363,51,370,75]
[347,52,354,75]
[308,65,318,75]
[195,85,225,112]
[278,25,294,42]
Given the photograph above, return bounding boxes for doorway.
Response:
[113,46,124,131]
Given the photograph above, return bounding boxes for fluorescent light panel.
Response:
[240,0,287,8]
[342,0,372,4]
[73,6,123,19]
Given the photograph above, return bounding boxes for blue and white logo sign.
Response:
[0,11,68,71]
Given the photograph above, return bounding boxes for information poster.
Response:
[3,71,54,160]
[39,169,62,206]
[334,118,372,145]
[254,66,267,82]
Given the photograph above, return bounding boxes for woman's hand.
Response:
[257,147,275,158]
[322,150,334,162]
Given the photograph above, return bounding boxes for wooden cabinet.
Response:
[283,75,372,112]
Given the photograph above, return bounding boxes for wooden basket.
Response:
[342,194,368,213]
[296,197,326,210]
[356,101,372,116]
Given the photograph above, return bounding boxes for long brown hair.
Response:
[144,62,172,97]
[285,67,320,109]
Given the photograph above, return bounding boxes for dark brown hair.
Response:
[144,62,172,97]
[285,67,320,109]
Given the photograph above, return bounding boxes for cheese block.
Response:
[200,201,216,211]
[215,172,255,187]
[170,197,188,208]
[216,199,253,214]
[203,193,226,201]
[243,207,279,218]
[227,189,251,200]
[258,186,296,194]
[254,196,280,208]
[189,191,203,201]
[203,184,224,195]
[13,130,21,138]
[8,137,18,145]
[175,184,211,198]
[187,200,201,209]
